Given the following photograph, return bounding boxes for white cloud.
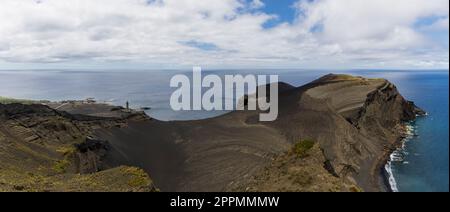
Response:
[0,0,448,69]
[249,0,264,10]
[422,17,449,31]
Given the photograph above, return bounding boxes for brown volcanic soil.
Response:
[0,103,156,192]
[95,74,423,192]
[0,74,423,192]
[230,142,360,192]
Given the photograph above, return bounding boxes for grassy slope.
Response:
[0,165,156,192]
[0,96,40,104]
[230,140,362,192]
[0,103,156,192]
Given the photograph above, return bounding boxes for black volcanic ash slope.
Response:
[95,74,424,192]
[0,103,156,192]
[0,74,423,192]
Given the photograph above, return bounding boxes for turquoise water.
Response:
[0,69,448,192]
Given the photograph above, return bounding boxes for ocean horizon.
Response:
[0,69,448,192]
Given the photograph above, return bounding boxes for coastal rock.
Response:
[95,74,423,192]
[0,74,424,192]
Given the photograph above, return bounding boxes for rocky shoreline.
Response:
[0,74,425,192]
[378,125,410,192]
[380,117,426,192]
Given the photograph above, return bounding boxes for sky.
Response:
[0,0,448,70]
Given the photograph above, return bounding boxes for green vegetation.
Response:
[293,139,315,158]
[0,102,156,192]
[0,96,38,104]
[53,159,71,174]
[120,166,152,188]
[56,146,77,156]
[53,145,77,174]
[236,138,360,192]
[349,185,363,192]
[0,166,157,192]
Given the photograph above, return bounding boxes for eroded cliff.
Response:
[0,103,156,192]
[0,74,424,192]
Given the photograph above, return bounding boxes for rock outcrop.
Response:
[94,74,423,192]
[0,103,156,192]
[0,74,424,192]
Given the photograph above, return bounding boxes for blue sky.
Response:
[258,0,297,28]
[0,0,448,70]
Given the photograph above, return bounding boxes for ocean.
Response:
[0,69,448,192]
